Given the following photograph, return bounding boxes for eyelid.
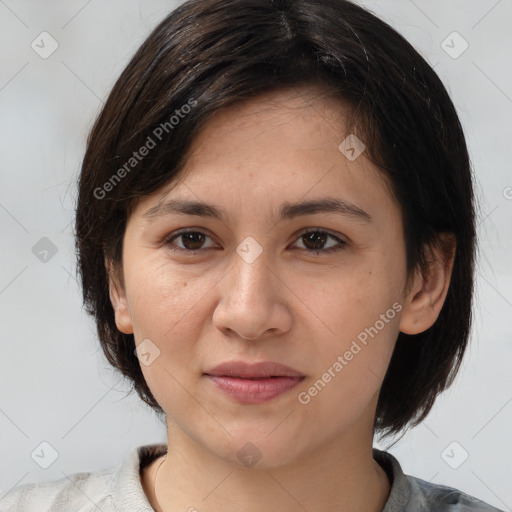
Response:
[162,227,220,251]
[163,227,348,254]
[293,227,348,244]
[290,227,348,253]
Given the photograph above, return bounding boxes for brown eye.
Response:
[291,229,347,254]
[163,228,347,255]
[164,230,218,252]
[179,232,206,250]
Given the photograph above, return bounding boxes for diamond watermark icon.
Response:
[31,31,59,59]
[441,32,468,59]
[236,237,263,264]
[32,236,58,263]
[338,134,365,161]
[441,441,469,469]
[31,441,59,469]
[237,442,262,468]
[134,338,161,366]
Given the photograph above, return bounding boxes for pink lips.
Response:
[204,361,305,404]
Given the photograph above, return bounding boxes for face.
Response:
[108,87,436,469]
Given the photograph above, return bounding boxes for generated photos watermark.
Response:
[297,301,403,405]
[94,97,197,200]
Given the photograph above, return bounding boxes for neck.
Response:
[146,425,390,512]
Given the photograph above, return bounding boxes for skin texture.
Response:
[108,86,455,512]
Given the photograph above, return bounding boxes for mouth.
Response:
[205,360,305,378]
[203,361,305,404]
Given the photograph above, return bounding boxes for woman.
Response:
[1,0,504,510]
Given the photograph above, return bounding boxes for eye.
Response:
[163,228,347,255]
[290,229,347,255]
[163,229,219,253]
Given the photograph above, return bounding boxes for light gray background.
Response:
[0,0,511,509]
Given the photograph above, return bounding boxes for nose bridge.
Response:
[230,237,273,302]
[212,235,291,340]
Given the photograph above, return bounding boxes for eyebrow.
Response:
[142,197,372,224]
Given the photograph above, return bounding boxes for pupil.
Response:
[183,232,205,250]
[303,232,326,250]
[180,232,327,251]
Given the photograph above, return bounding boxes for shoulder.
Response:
[0,444,168,512]
[0,467,115,512]
[373,448,505,512]
[407,473,505,511]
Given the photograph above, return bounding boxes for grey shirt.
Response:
[0,444,504,511]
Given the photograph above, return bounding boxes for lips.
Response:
[204,361,305,404]
[204,361,304,378]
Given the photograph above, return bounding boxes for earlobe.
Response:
[106,259,134,335]
[399,234,456,335]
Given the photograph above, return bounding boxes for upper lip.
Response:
[204,361,304,378]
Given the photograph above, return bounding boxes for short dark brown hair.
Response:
[75,0,476,439]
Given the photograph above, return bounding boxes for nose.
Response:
[212,245,293,341]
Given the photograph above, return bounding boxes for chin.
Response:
[204,430,310,471]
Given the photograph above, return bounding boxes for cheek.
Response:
[299,260,400,338]
[126,258,213,335]
[124,259,220,398]
[296,275,401,426]
[127,261,214,408]
[295,256,403,387]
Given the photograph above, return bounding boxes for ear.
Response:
[399,233,456,335]
[105,258,134,335]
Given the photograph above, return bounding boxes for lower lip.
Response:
[205,375,305,403]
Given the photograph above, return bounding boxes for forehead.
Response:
[188,86,351,153]
[131,87,400,231]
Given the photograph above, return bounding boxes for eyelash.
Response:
[162,228,347,255]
